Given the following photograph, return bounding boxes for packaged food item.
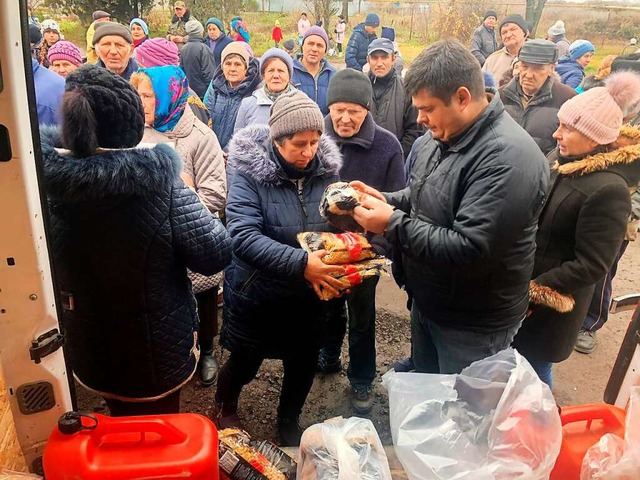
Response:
[297,231,377,265]
[319,258,390,300]
[319,182,364,232]
[297,416,392,480]
[218,428,296,480]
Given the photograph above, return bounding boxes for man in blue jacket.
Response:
[319,69,405,415]
[345,13,379,71]
[352,39,549,375]
[291,25,336,115]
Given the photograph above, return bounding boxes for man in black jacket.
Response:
[352,39,549,374]
[367,38,423,159]
[470,9,499,66]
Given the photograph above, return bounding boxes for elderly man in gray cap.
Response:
[94,23,138,80]
[499,39,576,155]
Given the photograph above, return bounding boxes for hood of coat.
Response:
[40,125,182,203]
[226,124,342,187]
[554,126,640,182]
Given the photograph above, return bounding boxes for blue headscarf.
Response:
[230,19,250,43]
[138,66,190,133]
[130,18,149,36]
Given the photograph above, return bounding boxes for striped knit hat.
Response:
[47,40,83,66]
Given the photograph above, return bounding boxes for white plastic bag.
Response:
[580,386,640,480]
[382,348,562,480]
[297,416,392,480]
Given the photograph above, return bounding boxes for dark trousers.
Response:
[337,43,343,53]
[105,390,181,417]
[582,240,628,332]
[215,347,318,419]
[196,286,219,355]
[320,276,379,387]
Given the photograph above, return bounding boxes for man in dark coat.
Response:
[351,39,549,375]
[319,69,406,415]
[470,9,499,66]
[366,38,423,159]
[345,12,379,71]
[180,19,216,99]
[500,39,576,155]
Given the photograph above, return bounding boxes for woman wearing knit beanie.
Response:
[39,64,231,415]
[512,71,640,388]
[204,17,233,69]
[556,39,595,89]
[203,42,261,150]
[234,47,295,131]
[130,18,149,48]
[132,65,227,387]
[39,19,61,68]
[47,40,83,78]
[215,89,345,446]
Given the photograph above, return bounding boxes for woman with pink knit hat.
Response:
[47,40,83,78]
[512,71,640,388]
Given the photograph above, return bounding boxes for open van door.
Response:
[0,0,73,474]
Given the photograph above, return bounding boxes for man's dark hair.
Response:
[404,39,485,104]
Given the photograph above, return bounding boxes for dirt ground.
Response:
[77,240,640,447]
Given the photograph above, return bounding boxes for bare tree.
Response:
[525,0,547,36]
[302,0,339,36]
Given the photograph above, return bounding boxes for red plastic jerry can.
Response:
[550,403,626,480]
[43,412,219,480]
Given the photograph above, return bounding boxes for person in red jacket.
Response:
[272,20,283,48]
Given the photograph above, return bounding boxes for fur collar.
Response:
[555,125,640,176]
[529,281,575,313]
[227,124,342,187]
[40,126,182,202]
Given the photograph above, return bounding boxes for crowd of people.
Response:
[25,1,640,447]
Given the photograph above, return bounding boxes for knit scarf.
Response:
[264,83,293,103]
[138,66,190,133]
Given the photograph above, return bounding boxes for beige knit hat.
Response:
[558,71,640,144]
[269,90,324,139]
[221,42,250,66]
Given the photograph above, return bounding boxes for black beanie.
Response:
[64,65,144,149]
[326,69,373,110]
[484,10,498,20]
[499,14,528,35]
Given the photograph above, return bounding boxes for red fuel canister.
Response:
[43,411,219,480]
[550,403,626,480]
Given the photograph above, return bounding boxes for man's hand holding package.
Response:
[304,250,347,300]
[351,182,394,235]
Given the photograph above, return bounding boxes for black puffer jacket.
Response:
[384,93,549,333]
[513,126,640,362]
[500,77,576,155]
[41,127,232,401]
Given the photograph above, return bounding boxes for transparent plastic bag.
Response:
[382,348,562,480]
[580,386,640,480]
[297,416,392,480]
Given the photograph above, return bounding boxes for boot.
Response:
[199,354,219,386]
[277,416,304,446]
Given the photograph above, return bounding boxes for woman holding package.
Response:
[203,42,260,150]
[215,90,345,446]
[512,71,640,387]
[234,48,294,131]
[41,65,231,415]
[131,65,227,387]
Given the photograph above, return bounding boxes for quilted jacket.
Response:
[556,56,585,89]
[203,57,262,150]
[345,23,376,71]
[41,126,232,401]
[291,57,336,116]
[221,125,342,356]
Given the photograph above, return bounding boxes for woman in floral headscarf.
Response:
[131,65,227,387]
